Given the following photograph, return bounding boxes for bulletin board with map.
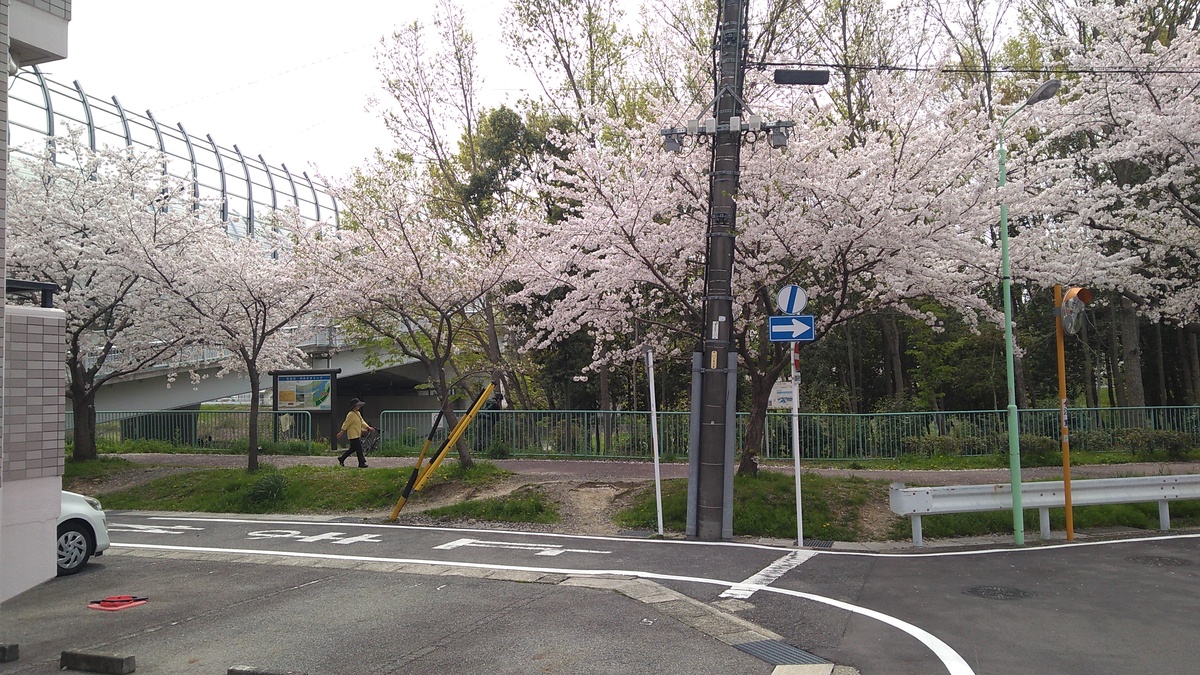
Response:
[276,373,333,411]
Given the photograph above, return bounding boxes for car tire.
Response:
[57,520,94,576]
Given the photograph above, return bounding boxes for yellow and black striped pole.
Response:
[412,384,494,493]
[388,383,495,518]
[389,409,445,521]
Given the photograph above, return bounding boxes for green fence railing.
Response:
[68,410,313,450]
[69,406,1200,461]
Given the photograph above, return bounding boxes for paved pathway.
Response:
[115,453,1200,486]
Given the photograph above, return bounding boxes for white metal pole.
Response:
[791,343,804,547]
[646,349,665,536]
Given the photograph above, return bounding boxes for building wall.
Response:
[15,0,71,20]
[1,0,11,598]
[1,306,66,601]
[1,0,72,602]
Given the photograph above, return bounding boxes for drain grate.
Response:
[963,585,1032,601]
[735,640,828,665]
[1128,555,1192,567]
[803,539,834,549]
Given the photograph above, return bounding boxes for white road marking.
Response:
[719,549,817,599]
[434,537,610,556]
[245,529,382,545]
[110,541,975,675]
[107,523,205,535]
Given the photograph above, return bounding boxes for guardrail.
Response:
[889,474,1200,546]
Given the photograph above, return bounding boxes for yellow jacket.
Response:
[339,410,370,440]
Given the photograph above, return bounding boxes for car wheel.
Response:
[57,521,94,576]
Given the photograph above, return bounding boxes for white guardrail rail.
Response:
[889,474,1200,546]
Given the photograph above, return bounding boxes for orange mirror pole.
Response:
[1055,285,1075,541]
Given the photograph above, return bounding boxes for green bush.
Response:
[486,441,514,459]
[1115,428,1193,460]
[1018,434,1060,467]
[243,469,288,509]
[902,435,968,457]
[1070,430,1113,453]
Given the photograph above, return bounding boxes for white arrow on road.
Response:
[770,317,813,339]
[108,523,205,535]
[434,537,610,557]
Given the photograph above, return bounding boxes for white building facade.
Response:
[2,0,71,602]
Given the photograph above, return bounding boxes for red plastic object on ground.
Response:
[88,595,148,611]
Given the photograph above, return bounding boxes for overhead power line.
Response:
[752,60,1200,76]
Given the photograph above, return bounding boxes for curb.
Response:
[59,650,135,674]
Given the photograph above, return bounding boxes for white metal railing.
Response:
[889,474,1200,546]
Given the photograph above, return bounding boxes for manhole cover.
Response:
[1128,555,1192,567]
[963,585,1032,600]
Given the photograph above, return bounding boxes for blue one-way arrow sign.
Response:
[769,315,816,342]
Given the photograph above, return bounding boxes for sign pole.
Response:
[791,343,804,547]
[646,349,665,537]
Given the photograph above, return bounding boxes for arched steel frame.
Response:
[8,66,341,232]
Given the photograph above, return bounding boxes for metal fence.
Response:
[68,410,312,451]
[71,406,1200,460]
[381,406,1200,461]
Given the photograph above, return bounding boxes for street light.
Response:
[999,78,1060,546]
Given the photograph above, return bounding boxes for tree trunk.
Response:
[737,376,774,477]
[880,312,905,397]
[68,377,98,462]
[1108,305,1126,407]
[1014,352,1030,409]
[1154,323,1168,406]
[1120,297,1147,408]
[845,325,859,412]
[1081,320,1098,408]
[1188,331,1200,404]
[247,370,261,473]
[598,363,612,453]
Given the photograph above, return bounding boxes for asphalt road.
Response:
[4,511,1199,674]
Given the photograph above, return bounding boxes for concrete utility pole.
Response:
[662,2,826,542]
[692,0,749,542]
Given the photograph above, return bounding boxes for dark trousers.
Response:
[339,438,366,466]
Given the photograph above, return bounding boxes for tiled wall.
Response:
[2,307,66,480]
[14,0,69,21]
[2,0,11,490]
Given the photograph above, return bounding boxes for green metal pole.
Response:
[999,107,1026,545]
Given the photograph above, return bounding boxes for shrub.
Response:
[901,435,961,457]
[243,470,288,508]
[1018,434,1059,468]
[1069,430,1112,453]
[486,441,514,459]
[1115,428,1193,460]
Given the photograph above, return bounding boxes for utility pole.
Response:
[661,2,827,542]
[692,0,749,542]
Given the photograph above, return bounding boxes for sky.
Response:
[52,1,544,179]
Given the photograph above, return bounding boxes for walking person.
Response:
[336,398,375,468]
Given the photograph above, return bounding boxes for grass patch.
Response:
[616,471,891,541]
[94,461,511,515]
[423,486,560,524]
[418,460,511,489]
[63,456,138,482]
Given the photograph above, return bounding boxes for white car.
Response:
[57,491,110,576]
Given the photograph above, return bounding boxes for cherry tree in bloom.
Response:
[7,134,211,461]
[325,152,515,469]
[123,203,334,473]
[1018,0,1200,325]
[508,72,1004,472]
